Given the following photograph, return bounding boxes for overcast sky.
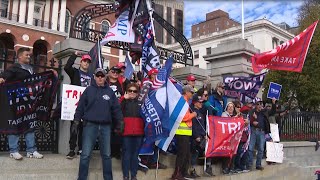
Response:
[184,0,304,38]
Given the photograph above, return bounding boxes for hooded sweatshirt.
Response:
[74,80,123,125]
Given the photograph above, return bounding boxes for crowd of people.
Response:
[0,48,289,180]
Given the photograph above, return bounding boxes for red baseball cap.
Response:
[117,62,126,69]
[187,74,196,81]
[148,68,159,76]
[81,54,92,62]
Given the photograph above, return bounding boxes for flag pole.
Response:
[146,0,156,40]
[241,0,245,39]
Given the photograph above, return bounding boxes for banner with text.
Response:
[252,20,318,73]
[223,73,266,100]
[61,84,86,120]
[0,71,58,134]
[205,116,245,158]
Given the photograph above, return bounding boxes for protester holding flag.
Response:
[0,47,44,160]
[171,85,197,180]
[64,51,93,159]
[248,99,276,171]
[74,68,123,180]
[208,82,227,116]
[120,83,144,180]
[233,100,251,173]
[190,95,213,177]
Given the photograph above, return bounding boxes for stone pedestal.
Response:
[203,38,260,87]
[53,38,95,154]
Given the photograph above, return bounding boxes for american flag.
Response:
[150,56,173,90]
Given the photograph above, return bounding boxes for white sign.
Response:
[270,123,280,142]
[61,84,86,120]
[266,142,284,163]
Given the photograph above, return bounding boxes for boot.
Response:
[171,167,187,180]
[204,165,214,176]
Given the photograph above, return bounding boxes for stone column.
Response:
[44,0,51,28]
[18,0,27,23]
[27,0,35,25]
[53,38,95,154]
[58,0,66,32]
[51,0,59,31]
[172,66,208,89]
[11,0,19,21]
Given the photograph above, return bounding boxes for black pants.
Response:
[69,121,83,151]
[175,135,191,175]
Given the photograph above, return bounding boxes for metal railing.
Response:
[33,18,52,29]
[280,112,320,141]
[0,9,19,22]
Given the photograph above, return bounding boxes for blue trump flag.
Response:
[140,56,173,144]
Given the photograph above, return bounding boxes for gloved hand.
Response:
[71,120,79,134]
[114,120,124,135]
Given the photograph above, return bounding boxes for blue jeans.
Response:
[248,129,265,168]
[78,122,112,180]
[8,131,36,153]
[122,136,142,178]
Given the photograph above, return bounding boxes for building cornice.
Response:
[0,19,68,37]
[168,19,295,50]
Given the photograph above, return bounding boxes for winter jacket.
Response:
[191,107,206,139]
[64,54,82,86]
[208,91,227,116]
[249,103,276,134]
[121,98,144,136]
[74,80,123,125]
[0,63,33,81]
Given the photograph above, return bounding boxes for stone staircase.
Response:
[0,141,319,180]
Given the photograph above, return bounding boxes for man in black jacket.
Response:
[248,98,276,171]
[74,68,123,180]
[0,47,44,160]
[64,51,93,159]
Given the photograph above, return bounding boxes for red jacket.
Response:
[121,98,144,136]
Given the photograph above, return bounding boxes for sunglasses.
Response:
[95,74,105,78]
[236,106,241,108]
[203,94,208,97]
[111,71,120,74]
[128,89,138,93]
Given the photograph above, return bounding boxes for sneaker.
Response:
[183,174,195,180]
[77,150,82,155]
[204,166,214,176]
[242,169,250,173]
[123,177,129,180]
[256,166,264,171]
[131,177,137,180]
[190,168,201,178]
[66,151,76,159]
[235,168,243,173]
[27,151,44,159]
[222,168,230,175]
[10,152,23,160]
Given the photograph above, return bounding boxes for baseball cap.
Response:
[245,98,253,104]
[94,68,107,76]
[110,66,121,72]
[192,95,204,103]
[187,74,196,81]
[117,62,126,69]
[148,68,159,76]
[81,54,92,61]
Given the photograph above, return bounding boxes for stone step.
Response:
[286,155,320,166]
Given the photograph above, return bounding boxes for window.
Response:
[280,41,284,45]
[195,65,199,68]
[215,21,219,26]
[0,0,8,18]
[216,27,219,31]
[101,20,110,35]
[65,9,71,33]
[226,21,229,26]
[206,47,211,55]
[194,50,199,59]
[166,7,172,44]
[34,6,41,13]
[196,26,199,31]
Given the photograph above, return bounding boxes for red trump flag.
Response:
[205,116,245,158]
[251,20,318,73]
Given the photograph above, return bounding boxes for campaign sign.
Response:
[61,84,86,120]
[267,82,282,100]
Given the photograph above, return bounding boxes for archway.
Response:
[0,33,16,70]
[32,40,50,72]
